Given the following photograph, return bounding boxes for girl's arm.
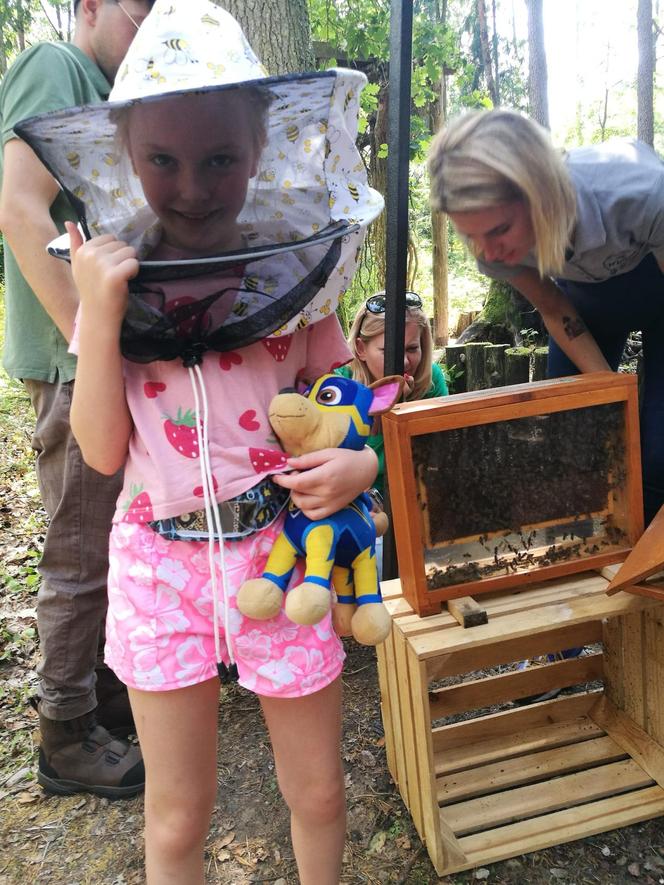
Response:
[67,222,137,475]
[512,268,611,373]
[273,446,379,521]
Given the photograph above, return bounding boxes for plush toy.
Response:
[237,373,403,645]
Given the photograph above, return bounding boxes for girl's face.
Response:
[356,320,423,383]
[448,201,535,265]
[127,92,260,256]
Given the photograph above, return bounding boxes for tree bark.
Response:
[477,0,499,105]
[221,0,314,73]
[525,0,549,128]
[637,0,655,146]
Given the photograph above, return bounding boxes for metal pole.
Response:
[382,0,413,580]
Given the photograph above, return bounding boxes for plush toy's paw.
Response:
[351,602,392,646]
[372,510,390,538]
[332,602,357,637]
[237,578,283,620]
[285,582,331,625]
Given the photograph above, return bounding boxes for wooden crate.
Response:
[382,372,643,616]
[376,573,664,876]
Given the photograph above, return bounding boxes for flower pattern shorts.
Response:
[105,518,345,698]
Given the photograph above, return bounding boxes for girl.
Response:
[21,3,384,882]
[336,290,449,497]
[428,108,664,525]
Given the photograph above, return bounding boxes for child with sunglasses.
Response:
[335,291,449,498]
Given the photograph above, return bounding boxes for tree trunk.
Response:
[525,0,549,128]
[477,0,499,105]
[221,0,314,72]
[369,84,388,287]
[429,85,449,346]
[637,0,655,146]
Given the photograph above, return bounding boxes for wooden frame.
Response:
[383,373,643,616]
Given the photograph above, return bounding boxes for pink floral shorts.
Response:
[105,518,345,698]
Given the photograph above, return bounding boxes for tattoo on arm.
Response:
[562,314,587,340]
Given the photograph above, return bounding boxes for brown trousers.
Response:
[24,377,123,721]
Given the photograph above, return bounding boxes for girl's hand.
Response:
[66,222,139,324]
[403,373,415,398]
[273,446,378,520]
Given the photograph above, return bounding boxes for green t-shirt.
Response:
[334,361,449,496]
[0,42,110,382]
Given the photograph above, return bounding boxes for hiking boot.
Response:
[38,711,144,800]
[95,667,136,737]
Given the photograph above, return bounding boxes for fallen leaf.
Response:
[216,850,231,862]
[217,832,236,849]
[368,831,387,854]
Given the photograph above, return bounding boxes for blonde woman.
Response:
[429,108,664,525]
[336,290,448,497]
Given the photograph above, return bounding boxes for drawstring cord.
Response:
[187,362,236,675]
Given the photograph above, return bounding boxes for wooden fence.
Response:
[442,342,549,394]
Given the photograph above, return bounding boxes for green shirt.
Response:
[334,362,449,496]
[0,42,110,382]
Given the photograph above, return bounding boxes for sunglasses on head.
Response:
[364,291,423,314]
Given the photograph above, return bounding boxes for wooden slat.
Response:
[644,608,664,745]
[481,573,609,616]
[602,617,625,710]
[445,759,653,836]
[433,691,601,753]
[590,695,664,788]
[447,596,488,628]
[406,644,467,873]
[393,621,423,833]
[429,652,603,720]
[437,735,626,804]
[381,627,407,793]
[426,621,603,681]
[375,634,397,785]
[435,716,605,776]
[445,786,664,877]
[621,612,647,728]
[606,502,664,593]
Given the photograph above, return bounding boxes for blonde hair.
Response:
[428,109,576,277]
[346,293,434,401]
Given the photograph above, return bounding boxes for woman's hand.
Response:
[66,222,139,325]
[403,372,415,398]
[273,446,379,520]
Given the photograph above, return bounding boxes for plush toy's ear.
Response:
[368,375,405,415]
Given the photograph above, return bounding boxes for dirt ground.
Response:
[2,372,664,884]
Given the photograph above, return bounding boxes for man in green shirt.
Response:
[0,0,154,798]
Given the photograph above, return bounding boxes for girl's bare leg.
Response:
[260,677,346,885]
[128,678,220,884]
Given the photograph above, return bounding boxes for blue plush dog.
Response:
[237,373,403,645]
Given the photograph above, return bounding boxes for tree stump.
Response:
[485,344,509,388]
[532,346,549,381]
[442,344,467,394]
[505,346,531,386]
[465,342,491,391]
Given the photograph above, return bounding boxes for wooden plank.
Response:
[446,596,488,628]
[392,620,424,834]
[606,505,664,593]
[644,608,664,745]
[444,786,664,876]
[429,652,603,720]
[444,759,653,836]
[380,578,408,601]
[382,626,407,794]
[413,590,662,663]
[426,621,603,681]
[601,618,625,711]
[406,644,467,873]
[590,695,664,788]
[480,573,609,616]
[375,633,397,785]
[435,716,605,776]
[432,691,601,754]
[621,612,647,727]
[437,735,626,805]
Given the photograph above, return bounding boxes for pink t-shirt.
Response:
[71,279,351,524]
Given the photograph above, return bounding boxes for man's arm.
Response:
[512,267,611,374]
[0,138,80,342]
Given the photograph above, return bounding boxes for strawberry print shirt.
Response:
[71,272,351,525]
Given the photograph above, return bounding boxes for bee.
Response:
[286,124,299,143]
[281,193,295,206]
[303,138,312,154]
[295,312,311,331]
[245,274,260,292]
[130,197,146,208]
[263,277,277,295]
[347,183,360,202]
[258,168,275,183]
[344,90,355,111]
[319,299,332,316]
[311,223,320,232]
[110,187,125,203]
[146,59,166,83]
[103,153,119,167]
[201,12,220,25]
[331,154,340,173]
[207,62,225,77]
[90,169,100,180]
[278,151,287,161]
[66,151,80,169]
[231,299,249,318]
[162,38,194,65]
[318,122,328,135]
[72,186,86,199]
